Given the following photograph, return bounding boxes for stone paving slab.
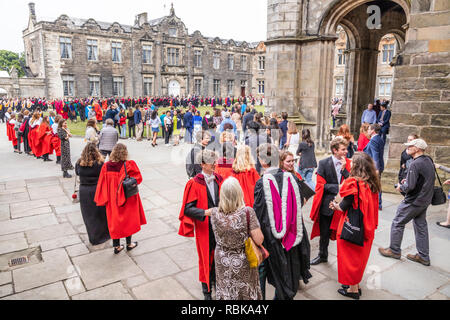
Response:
[27,185,65,201]
[64,276,86,297]
[134,250,181,280]
[0,237,28,255]
[0,284,13,298]
[174,268,204,300]
[132,218,173,242]
[9,199,50,213]
[66,243,89,258]
[72,282,133,300]
[55,204,82,215]
[440,284,450,298]
[164,241,200,271]
[35,234,82,252]
[0,271,12,286]
[404,237,450,274]
[0,213,58,236]
[380,260,449,300]
[25,223,77,244]
[65,211,85,227]
[11,206,53,219]
[13,248,74,293]
[132,277,194,300]
[3,281,69,300]
[123,274,149,289]
[72,249,142,290]
[129,232,189,257]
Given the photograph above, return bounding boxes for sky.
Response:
[0,0,267,53]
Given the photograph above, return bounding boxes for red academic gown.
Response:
[337,178,379,285]
[94,103,103,122]
[94,160,147,239]
[214,159,234,181]
[231,168,260,207]
[51,132,61,157]
[7,121,17,147]
[310,158,352,241]
[178,173,223,291]
[34,123,54,157]
[357,134,371,152]
[28,124,39,155]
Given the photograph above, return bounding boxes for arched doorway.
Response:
[168,80,180,97]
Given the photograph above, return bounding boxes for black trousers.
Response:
[128,125,135,138]
[165,126,173,144]
[319,213,334,259]
[113,236,132,247]
[201,258,216,295]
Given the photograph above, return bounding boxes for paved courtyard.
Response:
[0,122,448,300]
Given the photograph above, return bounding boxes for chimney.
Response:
[29,3,36,23]
[135,12,148,27]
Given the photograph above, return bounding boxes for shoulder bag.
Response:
[244,208,269,268]
[122,162,139,199]
[429,157,447,206]
[340,182,365,247]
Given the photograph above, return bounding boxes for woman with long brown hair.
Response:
[76,143,110,245]
[337,124,355,158]
[94,143,146,254]
[329,152,381,299]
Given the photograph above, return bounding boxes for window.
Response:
[87,39,98,61]
[382,43,395,63]
[168,28,177,37]
[142,45,152,64]
[143,77,153,96]
[194,50,202,68]
[241,55,247,71]
[194,79,202,95]
[258,80,265,94]
[240,80,247,88]
[213,79,221,96]
[62,75,74,96]
[89,75,100,97]
[227,80,234,96]
[167,48,180,66]
[335,77,344,96]
[113,76,124,96]
[213,52,220,70]
[258,56,265,70]
[228,54,234,71]
[379,77,392,97]
[60,37,72,59]
[337,49,346,65]
[112,42,122,62]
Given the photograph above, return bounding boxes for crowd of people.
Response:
[2,93,448,301]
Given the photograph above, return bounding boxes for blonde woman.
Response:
[210,177,264,300]
[285,121,300,161]
[231,145,260,207]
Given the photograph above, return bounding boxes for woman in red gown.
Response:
[357,123,371,152]
[27,112,41,157]
[329,152,380,300]
[35,116,54,161]
[231,145,260,207]
[94,143,147,254]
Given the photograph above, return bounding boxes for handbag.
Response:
[430,158,447,206]
[122,162,139,199]
[340,182,365,247]
[244,209,269,268]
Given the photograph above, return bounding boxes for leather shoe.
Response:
[204,293,212,300]
[378,247,401,260]
[338,288,360,300]
[406,253,430,266]
[342,285,362,296]
[310,255,327,265]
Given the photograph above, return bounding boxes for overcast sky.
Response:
[1,0,267,53]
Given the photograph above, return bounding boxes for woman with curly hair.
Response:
[329,152,381,299]
[94,143,146,254]
[337,124,355,158]
[76,143,110,246]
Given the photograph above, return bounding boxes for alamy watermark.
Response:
[367,5,382,30]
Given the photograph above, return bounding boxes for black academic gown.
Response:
[253,168,312,300]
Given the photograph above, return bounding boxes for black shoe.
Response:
[204,293,212,300]
[56,160,61,164]
[338,288,360,300]
[342,285,362,296]
[114,245,124,255]
[126,242,138,252]
[43,158,53,162]
[310,255,327,265]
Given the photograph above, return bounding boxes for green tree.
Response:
[0,50,25,77]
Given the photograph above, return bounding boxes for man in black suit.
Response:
[377,103,391,143]
[242,107,256,136]
[310,137,351,265]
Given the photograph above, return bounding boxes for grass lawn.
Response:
[61,105,266,137]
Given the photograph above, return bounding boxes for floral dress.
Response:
[210,206,262,300]
[57,128,74,172]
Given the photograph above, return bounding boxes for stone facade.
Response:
[0,68,45,98]
[22,3,266,100]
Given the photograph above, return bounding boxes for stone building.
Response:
[266,0,450,190]
[0,67,46,98]
[22,3,266,100]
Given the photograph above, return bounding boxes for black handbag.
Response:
[340,182,365,247]
[431,159,447,206]
[122,162,139,199]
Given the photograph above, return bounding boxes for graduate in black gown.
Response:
[75,143,110,245]
[253,143,312,300]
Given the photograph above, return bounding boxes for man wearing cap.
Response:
[379,139,435,266]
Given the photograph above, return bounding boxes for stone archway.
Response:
[168,80,181,97]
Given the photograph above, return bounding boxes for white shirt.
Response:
[202,171,216,203]
[52,123,58,135]
[332,155,343,183]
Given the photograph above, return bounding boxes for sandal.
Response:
[126,242,138,252]
[114,245,125,254]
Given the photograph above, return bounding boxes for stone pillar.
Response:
[383,1,450,191]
